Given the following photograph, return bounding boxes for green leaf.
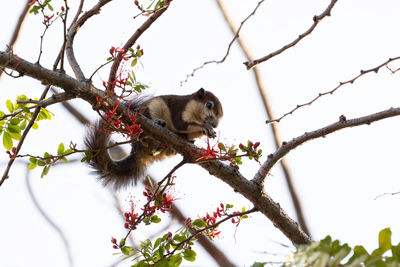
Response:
[9,118,20,125]
[154,258,168,267]
[169,254,182,267]
[226,204,234,209]
[158,244,165,259]
[29,157,37,164]
[151,215,161,224]
[0,111,5,119]
[32,122,39,129]
[379,227,392,252]
[40,109,52,120]
[121,246,133,256]
[44,152,51,163]
[28,163,37,170]
[8,131,21,141]
[392,243,400,257]
[41,165,50,178]
[192,218,207,228]
[251,262,266,267]
[132,259,150,267]
[3,132,13,150]
[7,124,21,134]
[6,100,13,113]
[37,160,46,167]
[47,3,54,11]
[154,237,162,249]
[131,58,138,67]
[20,120,27,130]
[348,245,368,265]
[218,142,226,151]
[183,249,196,262]
[57,143,65,155]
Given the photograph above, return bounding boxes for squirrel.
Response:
[84,88,223,189]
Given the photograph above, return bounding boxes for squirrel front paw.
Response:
[154,118,167,128]
[203,123,217,138]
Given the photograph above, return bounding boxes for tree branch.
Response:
[253,108,400,185]
[266,56,400,124]
[0,51,311,244]
[66,0,114,80]
[106,5,169,91]
[244,0,338,69]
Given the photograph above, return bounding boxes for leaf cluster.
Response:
[28,142,72,178]
[287,228,400,267]
[119,230,196,267]
[0,95,52,150]
[29,0,54,15]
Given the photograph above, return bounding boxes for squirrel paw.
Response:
[203,123,217,138]
[154,118,167,128]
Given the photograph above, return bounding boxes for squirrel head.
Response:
[188,88,223,128]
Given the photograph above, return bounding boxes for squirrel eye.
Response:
[205,101,214,110]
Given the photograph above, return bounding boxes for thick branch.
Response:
[253,108,400,185]
[244,0,338,69]
[66,0,113,80]
[0,51,311,244]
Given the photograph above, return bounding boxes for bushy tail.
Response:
[84,121,147,189]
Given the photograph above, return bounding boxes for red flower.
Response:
[196,138,220,161]
[124,200,139,230]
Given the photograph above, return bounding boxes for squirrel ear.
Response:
[196,88,205,99]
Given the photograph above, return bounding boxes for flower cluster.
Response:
[124,200,139,230]
[197,138,263,166]
[143,182,177,215]
[200,204,226,239]
[29,0,65,27]
[105,45,147,96]
[187,203,250,240]
[95,94,143,142]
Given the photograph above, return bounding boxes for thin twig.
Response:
[244,0,339,69]
[253,107,400,185]
[266,56,400,124]
[181,0,265,85]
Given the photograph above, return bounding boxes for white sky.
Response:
[1,0,400,266]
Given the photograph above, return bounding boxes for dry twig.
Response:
[244,0,339,69]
